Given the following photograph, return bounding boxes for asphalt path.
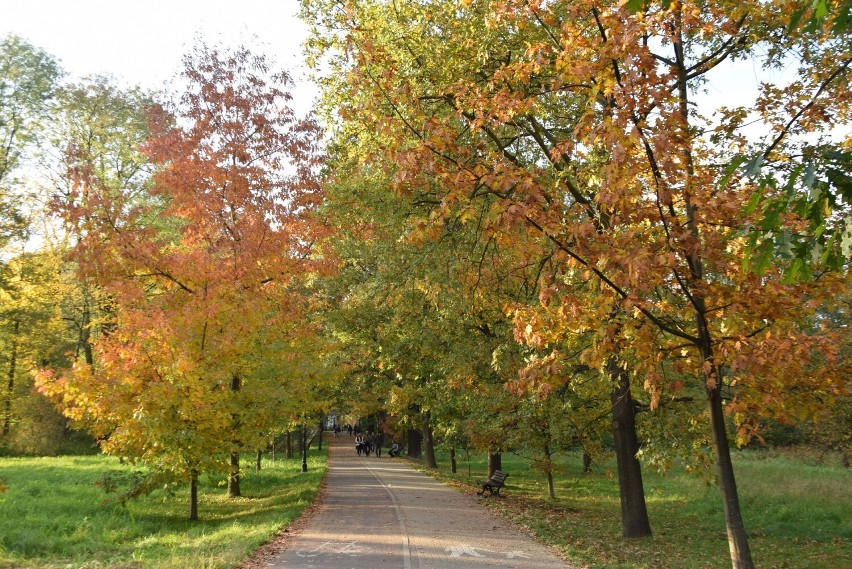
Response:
[264,434,574,569]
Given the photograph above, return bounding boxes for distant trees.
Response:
[0,35,67,455]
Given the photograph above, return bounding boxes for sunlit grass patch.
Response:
[0,450,327,569]
[422,446,850,568]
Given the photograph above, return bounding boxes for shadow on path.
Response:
[247,434,575,569]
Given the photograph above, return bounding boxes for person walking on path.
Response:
[252,433,574,569]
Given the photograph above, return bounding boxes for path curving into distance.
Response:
[264,433,575,569]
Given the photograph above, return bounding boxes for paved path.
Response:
[264,434,574,569]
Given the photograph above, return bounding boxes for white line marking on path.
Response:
[361,458,413,569]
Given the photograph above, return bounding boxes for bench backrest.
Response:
[490,470,509,484]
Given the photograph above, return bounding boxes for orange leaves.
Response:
[39,42,326,484]
[305,0,849,469]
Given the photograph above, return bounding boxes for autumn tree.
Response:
[0,37,83,455]
[304,1,850,567]
[0,248,79,454]
[304,0,655,537]
[314,122,592,482]
[39,42,324,519]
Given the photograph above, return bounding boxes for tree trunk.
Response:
[301,424,308,473]
[3,319,19,437]
[407,428,422,459]
[256,449,262,472]
[487,452,501,478]
[78,296,94,365]
[421,411,437,468]
[318,418,324,451]
[671,7,753,563]
[702,343,754,568]
[583,450,593,473]
[544,443,556,499]
[189,470,199,521]
[450,447,457,474]
[228,451,241,497]
[286,431,293,458]
[608,358,652,538]
[228,374,241,497]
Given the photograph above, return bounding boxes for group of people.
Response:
[354,432,383,456]
[331,422,401,457]
[332,423,354,437]
[353,431,401,458]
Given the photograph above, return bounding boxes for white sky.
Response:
[0,1,821,145]
[0,0,316,107]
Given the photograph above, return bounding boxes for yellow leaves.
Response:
[457,206,477,224]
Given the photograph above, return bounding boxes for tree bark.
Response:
[546,470,556,500]
[77,295,94,365]
[545,443,556,499]
[583,449,593,473]
[256,449,262,472]
[228,451,241,497]
[450,447,457,474]
[189,470,199,521]
[301,424,308,472]
[608,358,652,538]
[421,411,437,468]
[702,341,754,568]
[228,374,241,496]
[487,452,502,478]
[407,428,422,459]
[286,430,293,458]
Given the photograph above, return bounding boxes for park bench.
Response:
[477,470,509,497]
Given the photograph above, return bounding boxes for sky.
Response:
[0,0,316,107]
[0,1,813,143]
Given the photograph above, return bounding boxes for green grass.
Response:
[0,450,327,569]
[420,447,851,569]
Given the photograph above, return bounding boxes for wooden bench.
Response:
[477,470,509,497]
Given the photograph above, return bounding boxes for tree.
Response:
[303,1,849,566]
[304,0,654,538]
[39,42,324,519]
[0,248,76,454]
[0,33,62,197]
[0,34,62,327]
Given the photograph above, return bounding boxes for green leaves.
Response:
[739,148,852,280]
[624,0,672,14]
[787,0,852,35]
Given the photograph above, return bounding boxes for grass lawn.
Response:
[422,446,851,569]
[0,449,327,569]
